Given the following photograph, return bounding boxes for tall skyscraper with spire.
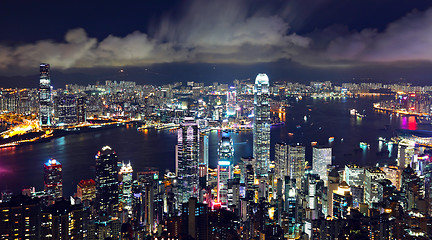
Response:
[39,63,52,126]
[253,73,270,177]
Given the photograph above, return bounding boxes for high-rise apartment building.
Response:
[95,146,119,216]
[39,63,52,126]
[253,73,270,177]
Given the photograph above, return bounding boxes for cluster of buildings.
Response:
[2,66,432,239]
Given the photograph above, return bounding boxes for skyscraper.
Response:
[55,93,77,125]
[217,136,234,207]
[287,144,306,190]
[226,86,237,117]
[95,146,119,216]
[119,162,133,216]
[44,158,63,200]
[76,96,86,123]
[274,142,288,179]
[176,117,200,203]
[312,146,332,184]
[39,63,52,126]
[253,73,270,177]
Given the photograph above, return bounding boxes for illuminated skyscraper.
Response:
[95,146,119,216]
[275,142,288,179]
[364,167,386,205]
[55,93,76,125]
[344,164,365,187]
[287,144,306,190]
[217,136,234,207]
[226,86,237,117]
[253,73,270,177]
[76,96,86,123]
[119,162,133,215]
[39,63,52,126]
[176,117,200,203]
[312,146,332,184]
[44,158,63,200]
[77,179,96,202]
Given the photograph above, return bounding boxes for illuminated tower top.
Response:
[255,73,269,86]
[44,158,62,200]
[40,63,51,88]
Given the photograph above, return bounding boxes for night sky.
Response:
[1,0,432,87]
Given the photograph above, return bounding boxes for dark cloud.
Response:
[0,0,431,79]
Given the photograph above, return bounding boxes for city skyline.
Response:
[2,1,432,239]
[1,1,432,86]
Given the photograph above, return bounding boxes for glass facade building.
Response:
[253,73,270,177]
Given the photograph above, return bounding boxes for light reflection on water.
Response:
[1,96,432,196]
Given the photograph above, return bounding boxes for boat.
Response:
[311,141,318,146]
[329,137,334,142]
[360,142,370,148]
[350,109,366,118]
[288,133,294,136]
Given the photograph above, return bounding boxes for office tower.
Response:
[332,182,352,219]
[76,96,86,123]
[55,93,77,125]
[119,162,133,215]
[344,164,365,187]
[364,167,386,206]
[274,142,288,179]
[176,117,200,203]
[227,178,240,213]
[40,199,84,239]
[288,144,306,190]
[400,166,421,210]
[217,161,232,207]
[327,168,340,217]
[283,177,298,239]
[312,146,332,184]
[181,198,208,240]
[199,133,209,189]
[226,86,237,117]
[95,146,119,216]
[253,73,271,177]
[238,157,256,203]
[424,162,432,216]
[76,179,96,201]
[381,166,401,190]
[217,136,233,207]
[136,170,159,233]
[0,195,41,239]
[44,158,63,200]
[397,139,416,169]
[39,63,52,126]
